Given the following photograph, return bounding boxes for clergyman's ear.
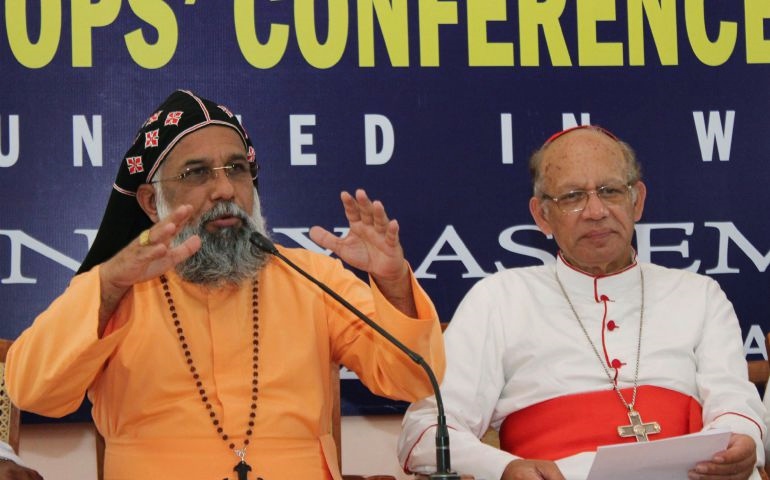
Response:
[136,184,160,223]
[529,196,553,236]
[631,180,647,222]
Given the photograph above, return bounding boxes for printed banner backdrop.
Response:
[1,1,769,417]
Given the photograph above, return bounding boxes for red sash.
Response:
[499,386,703,460]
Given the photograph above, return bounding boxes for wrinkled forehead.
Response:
[161,125,249,169]
[540,129,627,188]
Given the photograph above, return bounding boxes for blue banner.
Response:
[1,1,769,415]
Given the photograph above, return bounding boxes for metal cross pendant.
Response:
[617,409,661,442]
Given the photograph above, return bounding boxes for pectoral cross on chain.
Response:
[227,448,263,480]
[233,460,253,480]
[617,409,661,442]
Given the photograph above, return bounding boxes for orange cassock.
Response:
[7,245,445,480]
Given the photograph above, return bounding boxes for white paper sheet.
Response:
[586,429,731,480]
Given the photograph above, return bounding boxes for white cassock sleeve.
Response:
[398,263,767,480]
[693,278,766,467]
[397,280,519,480]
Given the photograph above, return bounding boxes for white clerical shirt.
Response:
[398,254,765,480]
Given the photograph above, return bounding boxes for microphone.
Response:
[250,231,460,479]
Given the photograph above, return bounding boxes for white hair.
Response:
[153,180,269,285]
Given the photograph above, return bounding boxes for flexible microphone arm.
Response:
[249,232,460,479]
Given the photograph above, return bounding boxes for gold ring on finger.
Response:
[139,229,152,247]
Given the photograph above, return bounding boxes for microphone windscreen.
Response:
[249,231,278,255]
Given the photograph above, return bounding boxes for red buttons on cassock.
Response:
[600,294,609,302]
[611,358,625,369]
[607,320,618,331]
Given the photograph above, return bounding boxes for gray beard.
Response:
[156,188,269,286]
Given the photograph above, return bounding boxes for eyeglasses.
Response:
[150,161,258,187]
[541,183,633,214]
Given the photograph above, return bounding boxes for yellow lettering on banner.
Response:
[419,0,458,66]
[71,0,120,67]
[518,0,571,66]
[234,0,289,69]
[357,0,409,67]
[295,0,348,69]
[125,0,178,69]
[467,0,513,66]
[745,0,770,63]
[577,0,623,66]
[6,1,61,68]
[685,0,736,66]
[628,0,678,65]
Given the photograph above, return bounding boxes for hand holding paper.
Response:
[586,429,731,480]
[688,433,757,480]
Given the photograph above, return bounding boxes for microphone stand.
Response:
[250,232,460,479]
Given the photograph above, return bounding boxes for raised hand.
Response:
[310,189,407,280]
[309,189,415,316]
[96,204,201,335]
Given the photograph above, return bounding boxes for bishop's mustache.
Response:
[198,202,252,229]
